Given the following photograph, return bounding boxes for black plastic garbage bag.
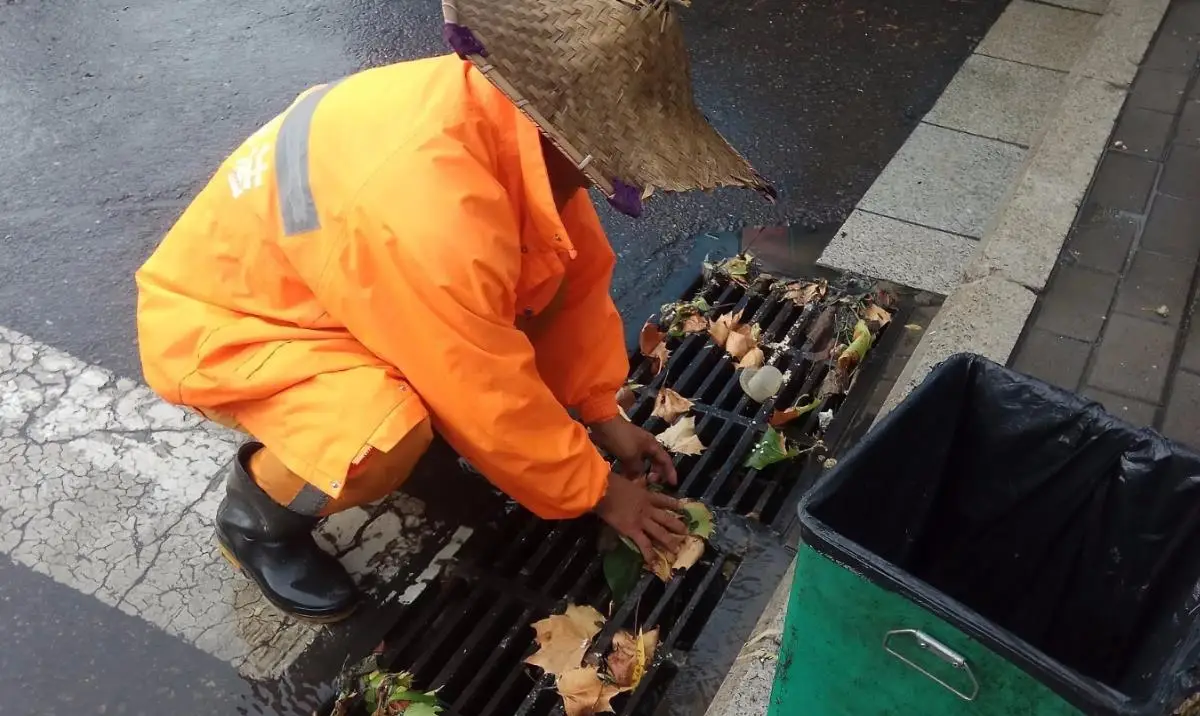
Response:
[804,352,1200,712]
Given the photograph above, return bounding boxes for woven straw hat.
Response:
[442,0,774,217]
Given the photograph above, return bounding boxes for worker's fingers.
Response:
[631,531,657,566]
[648,491,683,512]
[646,519,685,554]
[650,506,688,535]
[646,442,678,485]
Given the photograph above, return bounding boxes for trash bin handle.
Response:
[883,629,980,701]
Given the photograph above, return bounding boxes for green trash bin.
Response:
[768,353,1200,716]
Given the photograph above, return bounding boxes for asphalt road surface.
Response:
[0,0,1006,712]
[0,0,1004,380]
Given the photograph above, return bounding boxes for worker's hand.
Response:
[594,474,687,565]
[589,417,678,486]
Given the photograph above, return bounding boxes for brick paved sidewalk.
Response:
[1009,0,1200,446]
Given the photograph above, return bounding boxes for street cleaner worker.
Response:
[134,0,772,622]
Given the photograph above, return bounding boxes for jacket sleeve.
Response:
[527,196,627,425]
[307,157,611,520]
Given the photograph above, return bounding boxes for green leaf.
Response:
[619,534,641,554]
[744,427,801,471]
[678,500,714,539]
[603,547,643,605]
[390,689,439,706]
[404,703,442,716]
[692,296,711,312]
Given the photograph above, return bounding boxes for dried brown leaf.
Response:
[648,549,672,581]
[607,628,662,689]
[651,388,693,423]
[783,279,827,307]
[655,416,706,455]
[650,342,670,376]
[672,535,706,571]
[725,330,753,359]
[737,347,765,369]
[709,311,740,347]
[557,667,609,716]
[525,605,606,678]
[595,684,626,714]
[862,303,892,328]
[681,313,709,334]
[769,396,819,427]
[638,322,664,357]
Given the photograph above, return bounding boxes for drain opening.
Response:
[322,267,906,716]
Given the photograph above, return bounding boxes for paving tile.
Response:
[1113,250,1193,326]
[1163,371,1200,449]
[924,54,1064,146]
[817,211,976,296]
[1082,387,1159,427]
[1088,314,1176,403]
[1179,102,1200,147]
[1142,194,1200,261]
[1011,328,1092,390]
[1129,69,1190,114]
[1162,145,1200,201]
[1087,152,1159,213]
[1143,30,1200,72]
[858,123,1026,238]
[1112,107,1174,159]
[976,0,1098,72]
[1062,204,1137,273]
[1034,265,1119,341]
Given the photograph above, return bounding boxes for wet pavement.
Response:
[0,0,1005,379]
[0,0,1007,713]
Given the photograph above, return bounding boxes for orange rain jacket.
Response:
[135,54,627,519]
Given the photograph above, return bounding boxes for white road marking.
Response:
[0,326,469,679]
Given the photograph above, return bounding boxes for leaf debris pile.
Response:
[329,655,442,716]
[524,605,663,716]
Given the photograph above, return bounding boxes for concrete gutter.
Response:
[705,0,1170,712]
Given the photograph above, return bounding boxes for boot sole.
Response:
[216,538,359,625]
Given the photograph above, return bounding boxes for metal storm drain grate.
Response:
[320,261,910,716]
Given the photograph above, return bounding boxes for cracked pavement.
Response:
[0,324,470,711]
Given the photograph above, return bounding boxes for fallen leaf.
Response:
[596,684,626,714]
[652,388,693,423]
[708,310,741,347]
[836,320,873,376]
[678,500,714,538]
[647,549,672,581]
[650,341,670,376]
[608,628,662,689]
[557,667,609,716]
[681,313,709,334]
[603,546,642,605]
[737,346,765,368]
[769,396,820,426]
[744,427,802,470]
[638,322,664,357]
[725,328,755,359]
[783,279,827,307]
[672,535,706,570]
[526,605,606,678]
[806,306,837,354]
[862,303,891,328]
[641,185,655,200]
[656,415,706,455]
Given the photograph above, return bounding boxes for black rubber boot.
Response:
[215,442,359,622]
